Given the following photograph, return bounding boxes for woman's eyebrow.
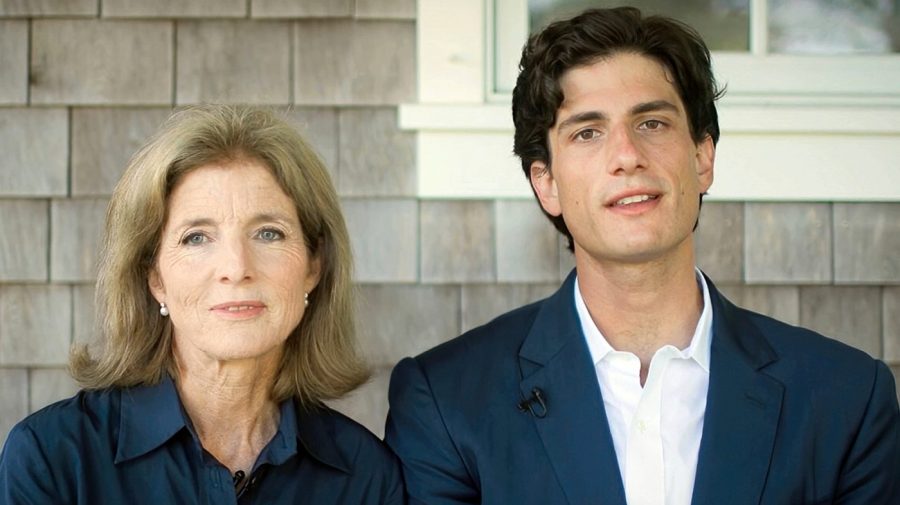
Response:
[172,218,215,230]
[247,212,297,226]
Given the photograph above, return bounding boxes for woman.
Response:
[0,105,404,504]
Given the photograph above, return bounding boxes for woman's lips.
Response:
[210,301,266,319]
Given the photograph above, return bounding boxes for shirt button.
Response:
[637,420,647,433]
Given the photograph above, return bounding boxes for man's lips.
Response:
[606,190,661,207]
[614,194,657,206]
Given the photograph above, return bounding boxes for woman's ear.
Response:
[305,252,322,294]
[148,267,165,303]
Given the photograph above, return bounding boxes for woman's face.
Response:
[149,158,320,365]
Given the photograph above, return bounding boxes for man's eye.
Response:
[576,129,598,141]
[181,232,207,245]
[257,228,285,241]
[641,120,663,130]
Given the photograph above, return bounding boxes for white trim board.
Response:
[407,103,900,201]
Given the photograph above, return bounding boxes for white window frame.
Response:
[406,0,900,201]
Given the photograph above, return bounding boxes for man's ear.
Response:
[530,161,562,217]
[696,135,715,193]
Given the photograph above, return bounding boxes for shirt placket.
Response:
[624,348,677,505]
[203,463,239,505]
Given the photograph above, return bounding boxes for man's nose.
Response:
[607,124,644,175]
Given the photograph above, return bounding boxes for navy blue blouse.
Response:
[0,376,404,504]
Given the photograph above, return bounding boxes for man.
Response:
[385,7,899,505]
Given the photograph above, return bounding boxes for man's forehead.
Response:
[561,54,677,94]
[554,54,685,121]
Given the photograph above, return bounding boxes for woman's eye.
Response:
[257,228,285,241]
[181,232,207,246]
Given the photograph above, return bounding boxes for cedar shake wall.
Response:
[0,0,897,444]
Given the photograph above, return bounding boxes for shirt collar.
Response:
[575,267,713,372]
[294,405,352,474]
[254,397,300,468]
[115,375,351,474]
[115,374,188,464]
[115,376,309,466]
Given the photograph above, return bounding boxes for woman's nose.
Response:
[217,237,255,283]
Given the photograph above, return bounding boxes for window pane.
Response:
[528,0,751,51]
[769,0,899,54]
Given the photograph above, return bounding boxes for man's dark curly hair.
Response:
[512,7,724,250]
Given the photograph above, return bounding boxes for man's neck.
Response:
[574,243,704,380]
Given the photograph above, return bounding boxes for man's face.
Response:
[530,52,714,267]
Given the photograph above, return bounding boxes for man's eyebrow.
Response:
[555,100,679,132]
[556,111,608,132]
[630,100,679,115]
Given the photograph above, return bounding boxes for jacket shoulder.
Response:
[740,306,876,367]
[416,297,546,369]
[724,300,886,396]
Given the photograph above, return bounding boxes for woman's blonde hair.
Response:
[70,104,367,406]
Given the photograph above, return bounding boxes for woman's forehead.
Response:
[164,160,299,226]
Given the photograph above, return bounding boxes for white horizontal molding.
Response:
[416,130,900,201]
[712,54,900,97]
[712,135,900,201]
[401,104,511,131]
[417,132,529,198]
[718,106,900,134]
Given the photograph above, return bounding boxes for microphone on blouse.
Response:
[234,466,268,499]
[517,387,548,418]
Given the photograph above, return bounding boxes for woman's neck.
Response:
[173,345,283,475]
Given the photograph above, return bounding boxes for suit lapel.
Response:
[691,280,784,505]
[518,272,627,505]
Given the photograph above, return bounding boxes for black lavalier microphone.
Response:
[517,388,548,418]
[234,466,268,499]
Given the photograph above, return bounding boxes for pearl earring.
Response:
[159,302,169,317]
[304,292,309,307]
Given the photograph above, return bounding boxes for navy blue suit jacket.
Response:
[385,271,900,504]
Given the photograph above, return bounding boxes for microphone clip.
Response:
[517,387,548,418]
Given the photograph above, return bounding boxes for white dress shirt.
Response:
[574,270,713,505]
